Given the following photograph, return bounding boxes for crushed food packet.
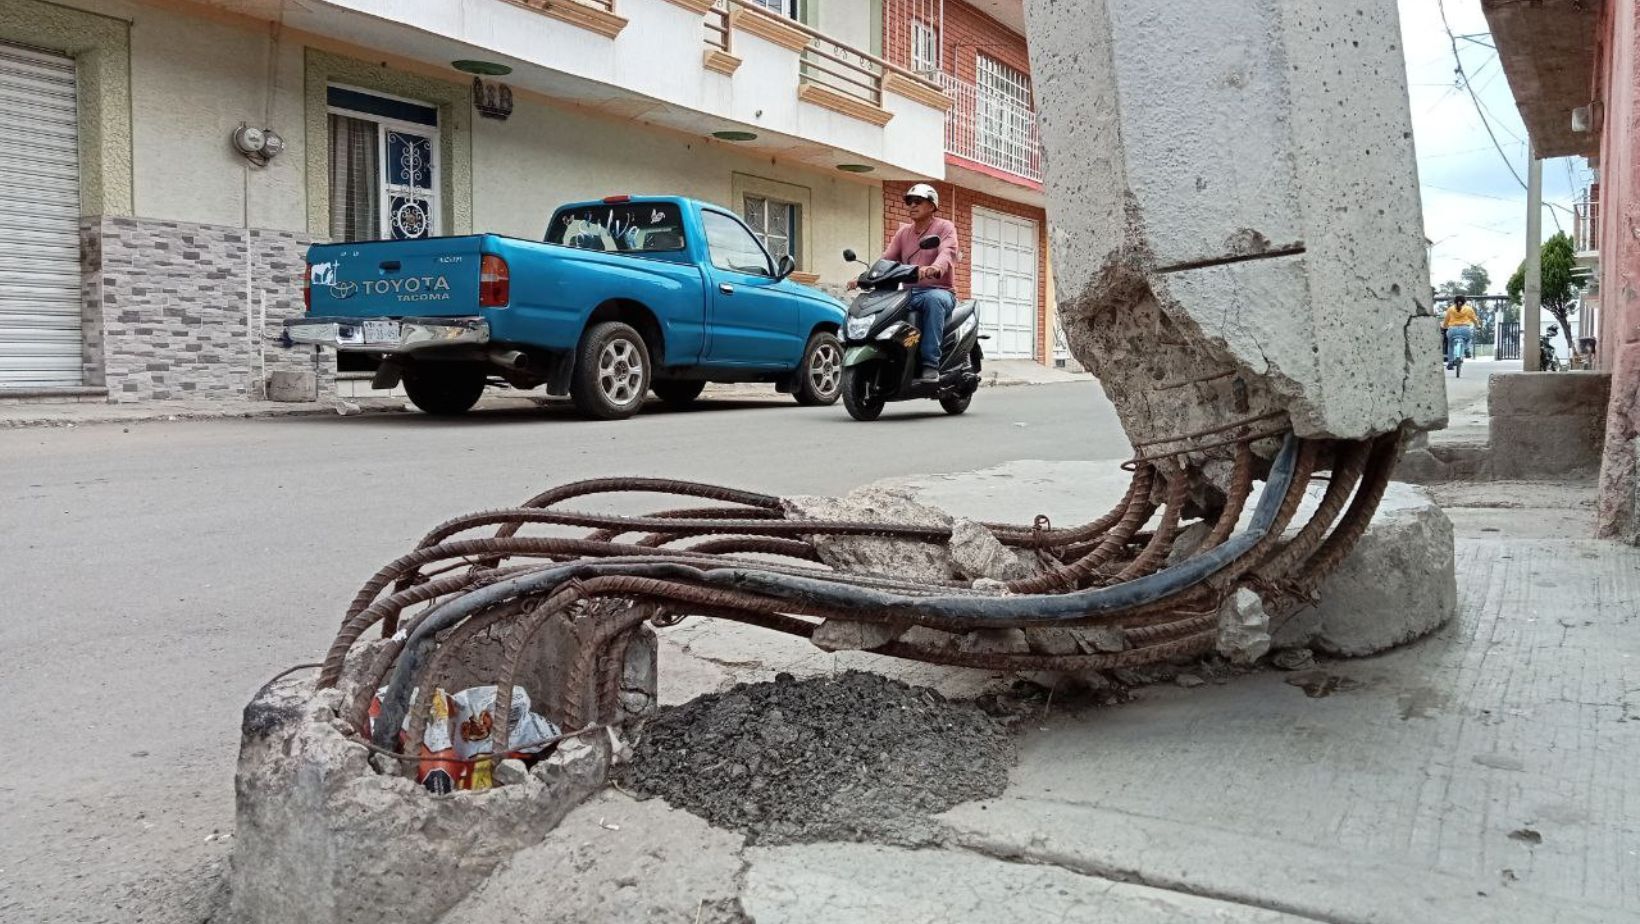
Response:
[368,684,562,793]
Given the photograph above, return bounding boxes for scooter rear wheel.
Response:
[939,392,971,415]
[841,367,884,421]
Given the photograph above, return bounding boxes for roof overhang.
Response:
[1481,0,1603,158]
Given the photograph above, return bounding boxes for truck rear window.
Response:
[548,203,687,254]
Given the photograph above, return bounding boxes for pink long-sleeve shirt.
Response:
[883,217,960,290]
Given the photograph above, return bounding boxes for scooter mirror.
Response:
[842,248,857,263]
[918,235,941,250]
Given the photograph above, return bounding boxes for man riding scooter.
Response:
[847,183,959,383]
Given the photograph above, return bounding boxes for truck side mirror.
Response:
[918,234,941,250]
[842,248,857,263]
[776,253,797,280]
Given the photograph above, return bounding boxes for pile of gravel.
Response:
[620,670,1014,845]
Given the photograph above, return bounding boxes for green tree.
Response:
[1507,231,1580,358]
[1435,264,1491,300]
[1460,263,1490,296]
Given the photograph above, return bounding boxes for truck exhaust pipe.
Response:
[488,348,528,371]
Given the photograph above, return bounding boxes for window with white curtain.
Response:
[911,20,939,74]
[327,86,440,242]
[751,0,798,17]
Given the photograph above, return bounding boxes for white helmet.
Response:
[904,182,939,208]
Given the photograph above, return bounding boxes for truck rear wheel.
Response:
[572,322,651,420]
[404,365,486,416]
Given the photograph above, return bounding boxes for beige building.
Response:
[0,0,960,404]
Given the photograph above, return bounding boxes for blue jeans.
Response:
[906,286,954,371]
[1446,326,1473,365]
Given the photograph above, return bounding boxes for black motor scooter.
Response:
[1541,325,1564,372]
[838,239,983,421]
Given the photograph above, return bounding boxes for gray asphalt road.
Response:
[0,383,1122,922]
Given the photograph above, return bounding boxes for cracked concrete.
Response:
[741,842,1305,922]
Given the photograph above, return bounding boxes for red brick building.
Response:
[882,0,1057,364]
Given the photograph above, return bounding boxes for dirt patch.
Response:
[619,671,1014,846]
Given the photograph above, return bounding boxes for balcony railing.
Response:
[694,0,941,117]
[1573,185,1599,255]
[705,0,730,50]
[936,71,1041,183]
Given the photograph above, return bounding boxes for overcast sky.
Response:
[1397,0,1587,294]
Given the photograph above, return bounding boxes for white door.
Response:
[0,43,81,388]
[970,208,1038,359]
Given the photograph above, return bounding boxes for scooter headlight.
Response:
[846,315,874,340]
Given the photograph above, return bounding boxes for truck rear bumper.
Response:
[283,316,489,353]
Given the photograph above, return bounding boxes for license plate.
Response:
[362,320,401,344]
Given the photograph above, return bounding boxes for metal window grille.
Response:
[976,55,1033,179]
[886,0,943,72]
[742,195,800,269]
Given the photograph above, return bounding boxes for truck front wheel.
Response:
[572,322,652,420]
[403,365,486,416]
[794,331,843,406]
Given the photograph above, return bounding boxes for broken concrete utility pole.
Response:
[229,2,1455,921]
[1026,0,1445,463]
[1524,151,1544,371]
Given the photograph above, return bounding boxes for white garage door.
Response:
[0,43,82,388]
[970,207,1038,359]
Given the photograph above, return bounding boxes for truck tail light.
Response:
[302,262,311,312]
[479,254,510,307]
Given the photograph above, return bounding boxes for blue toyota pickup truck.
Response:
[286,195,847,419]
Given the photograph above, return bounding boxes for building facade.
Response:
[1485,0,1640,542]
[881,0,1058,364]
[0,0,956,404]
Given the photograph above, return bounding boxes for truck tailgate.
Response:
[307,236,484,317]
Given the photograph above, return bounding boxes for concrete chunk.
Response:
[782,486,953,582]
[1272,482,1456,656]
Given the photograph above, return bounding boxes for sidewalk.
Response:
[1431,357,1516,446]
[0,360,1090,429]
[531,465,1628,923]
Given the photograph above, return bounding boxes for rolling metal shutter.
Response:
[0,43,82,388]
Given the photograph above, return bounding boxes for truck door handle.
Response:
[719,284,734,295]
[379,260,401,272]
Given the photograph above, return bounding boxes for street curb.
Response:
[0,399,411,429]
[1,375,1091,429]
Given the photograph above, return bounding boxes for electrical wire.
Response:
[1435,0,1527,187]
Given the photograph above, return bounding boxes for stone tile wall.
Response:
[83,216,335,402]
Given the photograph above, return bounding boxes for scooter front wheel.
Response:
[841,367,884,421]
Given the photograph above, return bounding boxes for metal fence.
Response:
[1496,321,1521,361]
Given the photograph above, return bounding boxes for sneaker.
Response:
[918,368,940,384]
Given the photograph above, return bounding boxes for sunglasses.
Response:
[904,197,931,206]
